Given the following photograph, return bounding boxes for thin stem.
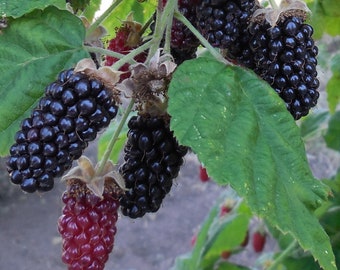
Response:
[268,0,279,9]
[174,11,230,65]
[96,98,135,175]
[266,240,298,270]
[111,40,152,70]
[84,45,132,62]
[86,0,124,38]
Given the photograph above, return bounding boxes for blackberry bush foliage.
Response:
[6,66,119,193]
[248,8,320,119]
[1,0,339,269]
[119,114,188,218]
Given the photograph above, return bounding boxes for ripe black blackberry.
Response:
[248,11,319,119]
[119,114,188,218]
[6,68,118,193]
[149,0,200,65]
[196,0,259,55]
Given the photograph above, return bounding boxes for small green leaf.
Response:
[1,0,65,18]
[327,54,340,113]
[82,0,101,22]
[214,261,251,270]
[200,206,250,269]
[324,111,340,152]
[102,0,156,37]
[0,6,89,156]
[307,0,340,38]
[299,111,329,140]
[168,58,335,270]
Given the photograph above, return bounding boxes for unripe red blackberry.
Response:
[105,21,146,80]
[196,0,260,53]
[58,178,120,270]
[119,114,188,218]
[6,68,119,193]
[248,11,319,119]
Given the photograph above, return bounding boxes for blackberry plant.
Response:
[1,0,339,269]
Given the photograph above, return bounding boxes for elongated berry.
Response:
[119,114,188,218]
[6,69,119,193]
[58,179,120,270]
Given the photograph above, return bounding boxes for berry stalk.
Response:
[111,40,152,71]
[84,46,132,63]
[266,240,298,270]
[96,99,135,176]
[85,0,124,39]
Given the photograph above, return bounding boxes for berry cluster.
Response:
[196,0,259,54]
[119,114,188,218]
[248,15,319,119]
[6,69,118,193]
[58,179,119,270]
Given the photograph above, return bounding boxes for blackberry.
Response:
[58,178,120,270]
[164,0,200,49]
[105,21,146,80]
[6,69,118,193]
[248,13,319,119]
[119,114,188,218]
[196,0,259,54]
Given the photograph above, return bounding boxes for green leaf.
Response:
[0,6,89,156]
[200,205,250,269]
[280,256,322,270]
[327,54,340,113]
[324,111,340,152]
[168,58,335,270]
[299,111,329,140]
[82,0,101,22]
[214,261,251,270]
[307,0,340,39]
[170,201,219,270]
[102,0,156,37]
[1,0,65,18]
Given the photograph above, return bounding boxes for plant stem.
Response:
[173,11,229,65]
[96,98,135,175]
[268,0,279,9]
[111,40,152,70]
[86,0,124,38]
[84,45,133,62]
[266,240,298,270]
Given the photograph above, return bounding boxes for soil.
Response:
[0,148,280,270]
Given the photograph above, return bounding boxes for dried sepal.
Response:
[74,58,121,90]
[115,49,176,114]
[62,156,124,198]
[252,0,309,27]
